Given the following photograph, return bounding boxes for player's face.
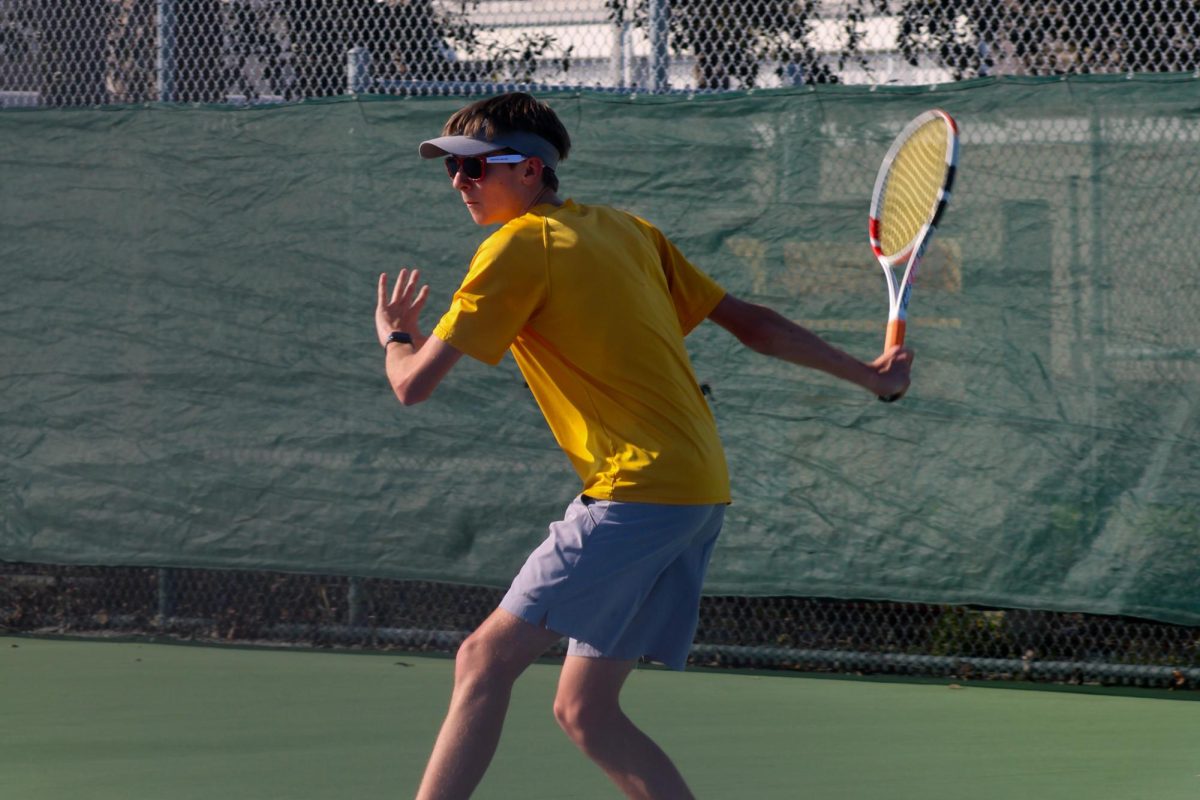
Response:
[448,153,539,226]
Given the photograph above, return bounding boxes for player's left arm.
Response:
[376,269,464,406]
[707,293,912,399]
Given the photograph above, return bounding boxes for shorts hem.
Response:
[500,591,690,670]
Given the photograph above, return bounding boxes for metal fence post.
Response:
[611,4,627,88]
[156,568,176,624]
[347,47,371,95]
[156,0,177,102]
[347,577,366,627]
[648,0,670,92]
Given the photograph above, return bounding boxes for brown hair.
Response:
[442,93,571,190]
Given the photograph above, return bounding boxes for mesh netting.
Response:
[3,0,1200,106]
[3,562,1197,689]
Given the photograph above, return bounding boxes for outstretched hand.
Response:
[871,346,914,402]
[376,269,430,348]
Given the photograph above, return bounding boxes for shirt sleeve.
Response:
[639,218,726,335]
[432,221,548,365]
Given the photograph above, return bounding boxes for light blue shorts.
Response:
[500,495,725,670]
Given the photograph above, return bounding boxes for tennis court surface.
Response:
[4,635,1196,800]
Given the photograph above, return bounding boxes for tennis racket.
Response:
[869,109,959,401]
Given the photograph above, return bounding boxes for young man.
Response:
[375,92,912,800]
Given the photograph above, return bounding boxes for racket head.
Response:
[869,110,959,268]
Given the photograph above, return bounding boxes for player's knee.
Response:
[453,631,498,689]
[552,694,583,740]
[553,693,614,744]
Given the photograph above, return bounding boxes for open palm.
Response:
[376,268,431,348]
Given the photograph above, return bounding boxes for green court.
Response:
[4,635,1196,799]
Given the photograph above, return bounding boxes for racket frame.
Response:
[868,109,959,351]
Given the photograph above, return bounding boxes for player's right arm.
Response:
[707,293,912,400]
[383,335,463,406]
[377,269,464,406]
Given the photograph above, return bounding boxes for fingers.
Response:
[411,284,430,315]
[390,268,407,304]
[872,345,913,402]
[875,345,914,368]
[381,269,427,308]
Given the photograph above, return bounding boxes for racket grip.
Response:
[879,319,907,402]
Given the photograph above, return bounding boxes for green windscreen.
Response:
[1,76,1197,625]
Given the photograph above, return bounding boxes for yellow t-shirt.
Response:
[432,200,730,504]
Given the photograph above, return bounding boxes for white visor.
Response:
[418,130,560,170]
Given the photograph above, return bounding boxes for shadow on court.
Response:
[3,636,1197,800]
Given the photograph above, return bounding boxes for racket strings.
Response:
[879,121,950,258]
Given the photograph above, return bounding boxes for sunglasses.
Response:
[444,153,528,181]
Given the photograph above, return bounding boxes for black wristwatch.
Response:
[385,331,414,348]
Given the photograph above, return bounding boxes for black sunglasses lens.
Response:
[461,157,484,179]
[445,156,485,180]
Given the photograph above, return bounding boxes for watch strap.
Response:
[385,331,414,347]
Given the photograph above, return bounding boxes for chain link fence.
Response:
[3,562,1197,689]
[4,2,1199,690]
[3,0,1200,106]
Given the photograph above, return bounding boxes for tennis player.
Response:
[375,92,912,800]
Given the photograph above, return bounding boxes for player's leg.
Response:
[416,608,562,800]
[553,655,694,800]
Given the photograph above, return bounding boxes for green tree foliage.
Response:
[899,0,1200,79]
[273,0,569,96]
[3,0,566,105]
[610,0,842,89]
[0,3,38,92]
[106,0,156,103]
[281,0,458,97]
[37,0,108,105]
[172,0,224,102]
[4,0,227,105]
